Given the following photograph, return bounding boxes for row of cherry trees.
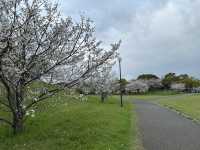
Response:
[78,62,117,102]
[0,0,120,134]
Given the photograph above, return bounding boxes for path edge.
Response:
[153,101,200,126]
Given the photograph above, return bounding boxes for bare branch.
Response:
[0,118,12,126]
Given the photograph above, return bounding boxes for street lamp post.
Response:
[118,57,123,107]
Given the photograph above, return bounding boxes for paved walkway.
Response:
[134,100,200,150]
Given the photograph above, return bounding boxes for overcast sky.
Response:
[57,0,200,79]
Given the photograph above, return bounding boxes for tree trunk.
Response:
[13,112,24,134]
[1,73,26,134]
[101,93,106,103]
[10,90,25,134]
[101,94,105,103]
[12,84,25,134]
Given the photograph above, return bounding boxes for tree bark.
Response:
[101,94,105,103]
[12,110,24,134]
[9,88,25,134]
[101,93,106,103]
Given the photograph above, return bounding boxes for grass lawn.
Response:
[159,94,200,120]
[132,95,170,101]
[130,90,184,101]
[0,94,140,150]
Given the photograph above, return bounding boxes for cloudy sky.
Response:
[57,0,200,79]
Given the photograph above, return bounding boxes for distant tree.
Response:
[0,0,120,134]
[181,77,200,90]
[118,78,129,94]
[137,74,159,80]
[143,79,163,91]
[165,73,176,78]
[82,63,116,103]
[162,73,177,89]
[126,80,149,94]
[95,66,115,103]
[136,74,162,91]
[108,78,129,95]
[178,74,189,80]
[162,73,200,91]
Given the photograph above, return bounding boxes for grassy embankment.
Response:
[133,91,200,122]
[0,92,141,150]
[131,90,183,101]
[158,94,200,121]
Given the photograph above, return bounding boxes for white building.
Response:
[170,83,186,91]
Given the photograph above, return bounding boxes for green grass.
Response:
[132,95,176,101]
[159,94,200,120]
[0,94,139,150]
[135,90,181,96]
[133,95,189,101]
[128,90,183,102]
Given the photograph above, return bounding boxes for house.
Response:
[170,83,186,91]
[191,87,200,93]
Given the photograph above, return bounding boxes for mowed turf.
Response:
[159,94,200,120]
[0,94,138,150]
[131,90,183,101]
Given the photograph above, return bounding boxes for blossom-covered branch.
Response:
[0,0,120,134]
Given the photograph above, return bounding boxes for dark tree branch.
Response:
[0,118,12,126]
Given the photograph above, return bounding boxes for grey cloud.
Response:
[57,0,200,79]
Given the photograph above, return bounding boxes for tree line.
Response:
[121,73,200,94]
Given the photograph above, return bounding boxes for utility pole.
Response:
[118,57,123,107]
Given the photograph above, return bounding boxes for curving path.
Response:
[134,100,200,150]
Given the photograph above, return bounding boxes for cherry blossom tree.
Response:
[0,0,120,134]
[142,79,163,90]
[78,62,116,102]
[92,64,115,102]
[126,80,149,94]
